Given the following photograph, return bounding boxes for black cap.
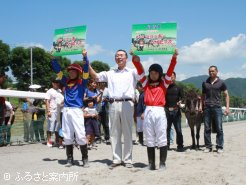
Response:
[148,64,163,75]
[52,78,60,83]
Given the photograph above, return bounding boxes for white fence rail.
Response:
[222,107,246,122]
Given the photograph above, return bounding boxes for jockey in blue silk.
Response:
[50,50,90,168]
[51,57,89,108]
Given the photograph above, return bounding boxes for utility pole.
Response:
[30,47,33,85]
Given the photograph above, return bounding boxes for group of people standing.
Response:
[50,48,177,170]
[0,46,229,172]
[49,47,230,170]
[0,72,17,147]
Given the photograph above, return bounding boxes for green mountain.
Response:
[181,75,246,98]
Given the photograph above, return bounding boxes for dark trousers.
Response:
[85,118,100,137]
[204,107,224,149]
[99,111,110,140]
[0,124,11,144]
[166,109,184,148]
[4,117,12,144]
[32,120,45,142]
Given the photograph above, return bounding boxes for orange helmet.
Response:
[67,63,82,75]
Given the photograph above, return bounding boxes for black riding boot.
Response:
[80,145,89,168]
[159,146,167,170]
[66,145,74,167]
[147,147,155,170]
[138,132,144,145]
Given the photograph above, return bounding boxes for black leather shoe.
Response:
[177,147,185,152]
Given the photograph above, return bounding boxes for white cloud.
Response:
[179,33,246,64]
[85,44,105,56]
[16,42,46,49]
[242,63,246,69]
[176,73,188,81]
[218,72,244,80]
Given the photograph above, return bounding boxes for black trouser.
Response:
[32,119,45,141]
[4,117,12,144]
[166,109,184,148]
[99,110,110,140]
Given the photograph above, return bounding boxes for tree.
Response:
[0,40,10,73]
[9,47,71,90]
[91,60,110,73]
[176,82,200,94]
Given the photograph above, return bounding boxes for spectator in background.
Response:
[21,98,32,142]
[165,72,184,152]
[84,78,102,144]
[202,65,230,154]
[133,87,140,145]
[45,79,62,147]
[4,100,14,146]
[97,82,110,145]
[136,83,145,146]
[0,71,6,147]
[56,84,64,149]
[84,99,100,149]
[32,99,45,143]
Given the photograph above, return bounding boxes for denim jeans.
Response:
[170,126,174,144]
[204,106,224,149]
[32,119,45,142]
[166,109,183,148]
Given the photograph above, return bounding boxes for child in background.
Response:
[131,49,178,170]
[84,78,102,143]
[136,83,145,146]
[84,79,102,107]
[84,99,100,149]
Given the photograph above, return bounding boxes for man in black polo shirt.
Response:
[202,66,230,154]
[165,72,184,152]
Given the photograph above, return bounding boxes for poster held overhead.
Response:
[131,23,177,55]
[52,25,87,56]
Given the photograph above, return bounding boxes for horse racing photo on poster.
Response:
[52,25,87,56]
[131,22,177,55]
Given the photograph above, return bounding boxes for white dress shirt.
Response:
[97,67,139,99]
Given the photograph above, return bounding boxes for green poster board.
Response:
[52,25,87,56]
[132,23,177,55]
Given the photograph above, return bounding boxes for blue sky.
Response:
[1,0,245,80]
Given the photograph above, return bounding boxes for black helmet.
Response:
[148,64,163,75]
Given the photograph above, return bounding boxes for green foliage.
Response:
[91,60,110,73]
[0,40,10,73]
[176,81,201,95]
[9,47,71,90]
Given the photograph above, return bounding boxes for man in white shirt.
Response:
[89,49,139,169]
[45,79,61,147]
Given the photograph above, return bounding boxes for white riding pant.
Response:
[62,107,86,145]
[143,106,167,147]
